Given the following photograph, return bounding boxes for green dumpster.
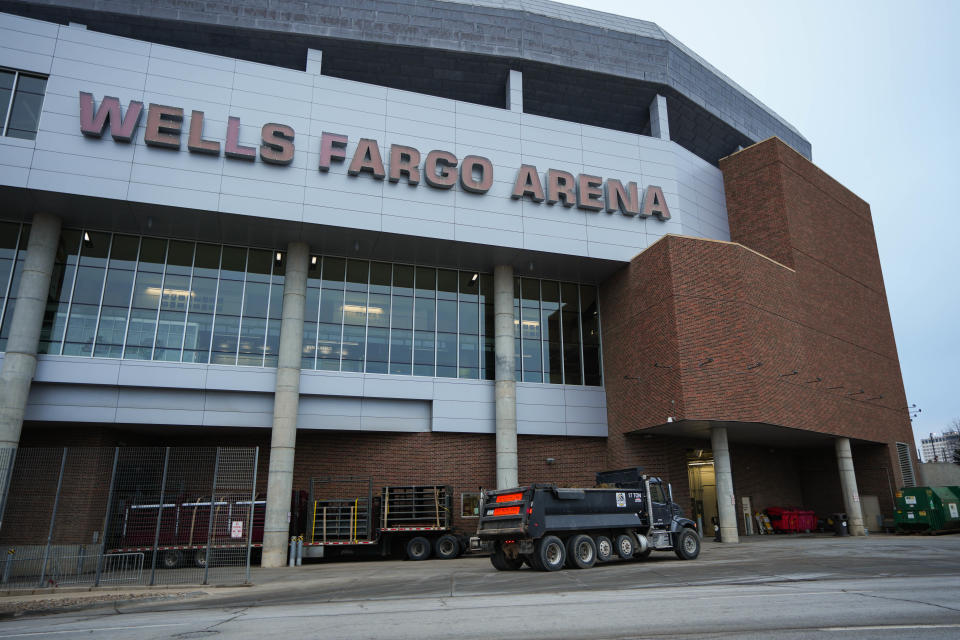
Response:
[894,486,960,533]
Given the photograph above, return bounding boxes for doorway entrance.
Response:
[687,450,717,536]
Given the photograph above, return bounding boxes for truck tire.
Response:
[615,534,635,560]
[594,535,613,563]
[566,534,597,569]
[523,553,542,570]
[161,549,182,569]
[490,546,524,571]
[406,536,432,561]
[435,534,459,559]
[674,528,701,560]
[194,549,209,568]
[535,535,566,571]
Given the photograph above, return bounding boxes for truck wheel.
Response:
[674,528,701,560]
[594,535,613,563]
[435,534,460,559]
[535,535,566,571]
[615,534,635,560]
[161,549,182,569]
[193,549,209,568]
[523,553,542,570]
[490,546,524,571]
[406,536,432,561]
[566,534,597,569]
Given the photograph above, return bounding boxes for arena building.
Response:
[0,0,918,564]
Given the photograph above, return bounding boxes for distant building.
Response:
[920,431,960,463]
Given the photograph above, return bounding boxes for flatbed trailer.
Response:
[303,479,466,560]
[472,468,701,571]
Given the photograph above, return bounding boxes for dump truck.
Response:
[471,468,700,571]
[894,486,960,534]
[302,478,466,560]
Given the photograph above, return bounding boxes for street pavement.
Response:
[1,534,959,638]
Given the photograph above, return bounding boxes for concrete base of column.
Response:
[711,426,739,543]
[835,437,866,536]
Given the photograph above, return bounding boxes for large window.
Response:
[0,225,603,386]
[0,68,47,140]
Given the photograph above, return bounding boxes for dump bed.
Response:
[476,484,651,540]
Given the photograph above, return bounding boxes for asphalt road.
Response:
[1,534,959,639]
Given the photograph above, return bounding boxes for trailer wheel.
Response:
[615,534,635,560]
[490,546,524,571]
[565,534,597,569]
[674,528,701,560]
[535,535,566,571]
[594,535,613,563]
[406,536,432,561]
[193,549,209,568]
[160,549,182,569]
[435,534,459,559]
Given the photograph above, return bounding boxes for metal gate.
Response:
[0,446,259,590]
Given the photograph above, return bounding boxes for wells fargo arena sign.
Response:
[79,92,670,220]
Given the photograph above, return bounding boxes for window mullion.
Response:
[1,70,16,135]
[179,242,196,363]
[90,232,113,357]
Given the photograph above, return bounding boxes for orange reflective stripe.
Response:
[493,506,520,516]
[495,493,523,503]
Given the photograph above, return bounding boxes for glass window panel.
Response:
[370,262,391,294]
[193,243,221,278]
[523,370,543,383]
[459,333,479,378]
[563,343,582,385]
[215,279,244,316]
[6,75,46,139]
[265,318,280,368]
[137,237,166,273]
[393,264,414,296]
[211,314,240,359]
[368,292,391,328]
[413,330,435,376]
[94,306,128,357]
[38,230,81,354]
[437,299,457,333]
[436,332,457,377]
[414,297,435,332]
[189,276,217,314]
[541,280,559,304]
[521,278,540,308]
[390,295,412,330]
[307,255,321,282]
[341,324,365,371]
[322,257,345,287]
[272,252,285,277]
[268,283,283,319]
[480,274,494,337]
[160,274,191,312]
[220,246,246,279]
[514,338,521,382]
[522,336,542,372]
[390,329,412,367]
[482,336,495,380]
[72,265,106,305]
[584,345,603,386]
[366,326,389,373]
[166,241,194,275]
[155,310,186,361]
[124,308,157,355]
[302,321,318,369]
[6,259,24,301]
[78,231,109,267]
[544,341,563,384]
[437,269,457,300]
[183,312,213,362]
[459,301,479,335]
[316,322,342,370]
[0,298,15,351]
[238,317,266,362]
[459,271,479,301]
[343,290,367,326]
[513,302,520,338]
[0,221,19,256]
[521,306,540,340]
[305,287,321,322]
[246,249,272,283]
[38,300,69,354]
[415,266,435,297]
[107,234,138,270]
[541,304,561,343]
[318,288,344,324]
[0,70,13,131]
[100,268,134,307]
[242,281,269,318]
[580,285,600,345]
[345,259,369,291]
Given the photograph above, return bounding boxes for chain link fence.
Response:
[0,446,259,590]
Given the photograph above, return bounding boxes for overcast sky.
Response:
[559,0,960,451]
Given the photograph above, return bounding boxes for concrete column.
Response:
[493,264,517,489]
[507,70,523,113]
[835,437,866,536]
[0,212,61,448]
[649,94,670,141]
[710,426,739,543]
[261,242,309,567]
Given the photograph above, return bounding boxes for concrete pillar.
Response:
[710,426,739,543]
[261,241,309,567]
[493,264,517,489]
[0,212,61,448]
[507,70,523,113]
[835,437,866,536]
[649,94,670,141]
